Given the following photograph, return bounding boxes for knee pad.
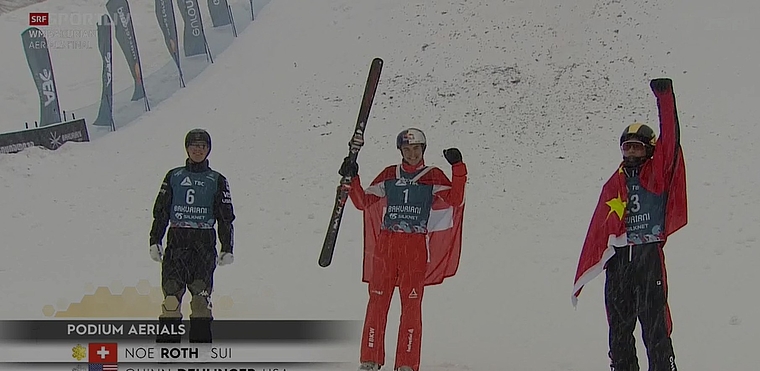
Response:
[160,295,182,318]
[190,293,212,318]
[187,279,213,318]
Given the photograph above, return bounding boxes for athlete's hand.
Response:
[338,156,359,177]
[149,244,163,262]
[650,78,672,93]
[443,148,462,165]
[218,252,234,266]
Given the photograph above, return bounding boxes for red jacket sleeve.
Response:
[426,162,467,207]
[347,167,395,211]
[651,83,681,190]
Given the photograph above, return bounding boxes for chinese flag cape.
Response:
[361,187,465,287]
[572,79,688,307]
[571,152,687,307]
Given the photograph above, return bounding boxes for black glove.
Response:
[443,148,462,165]
[338,156,358,177]
[650,78,672,93]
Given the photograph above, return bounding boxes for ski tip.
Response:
[318,250,333,267]
[372,57,383,65]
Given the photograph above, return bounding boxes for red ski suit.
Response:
[348,159,467,371]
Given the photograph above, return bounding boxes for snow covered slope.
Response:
[0,0,257,134]
[1,0,759,370]
[0,0,45,15]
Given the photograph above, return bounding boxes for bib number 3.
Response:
[629,194,640,213]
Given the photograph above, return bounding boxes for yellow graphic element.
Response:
[606,193,627,220]
[56,298,70,311]
[72,344,86,361]
[42,279,241,318]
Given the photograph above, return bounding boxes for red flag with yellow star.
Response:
[571,167,629,307]
[572,78,687,307]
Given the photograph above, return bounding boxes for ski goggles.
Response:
[187,142,209,149]
[620,140,646,151]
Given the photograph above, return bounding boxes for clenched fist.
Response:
[443,148,462,165]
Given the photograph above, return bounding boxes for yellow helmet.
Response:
[620,123,656,147]
[620,123,656,164]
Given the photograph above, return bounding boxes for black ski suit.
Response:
[603,79,686,371]
[605,165,677,371]
[149,158,235,343]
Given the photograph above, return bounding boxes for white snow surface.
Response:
[1,0,760,370]
[0,0,250,132]
[0,0,45,15]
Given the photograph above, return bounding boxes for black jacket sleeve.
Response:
[214,173,236,253]
[149,170,173,246]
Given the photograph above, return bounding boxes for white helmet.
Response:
[396,128,427,149]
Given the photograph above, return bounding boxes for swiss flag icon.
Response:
[88,343,118,363]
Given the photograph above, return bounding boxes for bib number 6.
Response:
[186,189,195,204]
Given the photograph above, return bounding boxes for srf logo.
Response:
[29,12,49,26]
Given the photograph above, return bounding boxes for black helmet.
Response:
[620,123,655,164]
[185,128,211,151]
[620,123,656,147]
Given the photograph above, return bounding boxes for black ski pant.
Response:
[157,227,218,343]
[605,242,677,371]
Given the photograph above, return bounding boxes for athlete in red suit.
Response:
[338,128,467,371]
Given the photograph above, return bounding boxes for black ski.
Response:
[318,57,384,268]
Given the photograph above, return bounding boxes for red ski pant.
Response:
[360,231,427,371]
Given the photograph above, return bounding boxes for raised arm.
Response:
[428,163,467,207]
[650,78,681,188]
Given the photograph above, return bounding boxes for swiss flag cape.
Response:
[361,174,465,286]
[572,79,688,306]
